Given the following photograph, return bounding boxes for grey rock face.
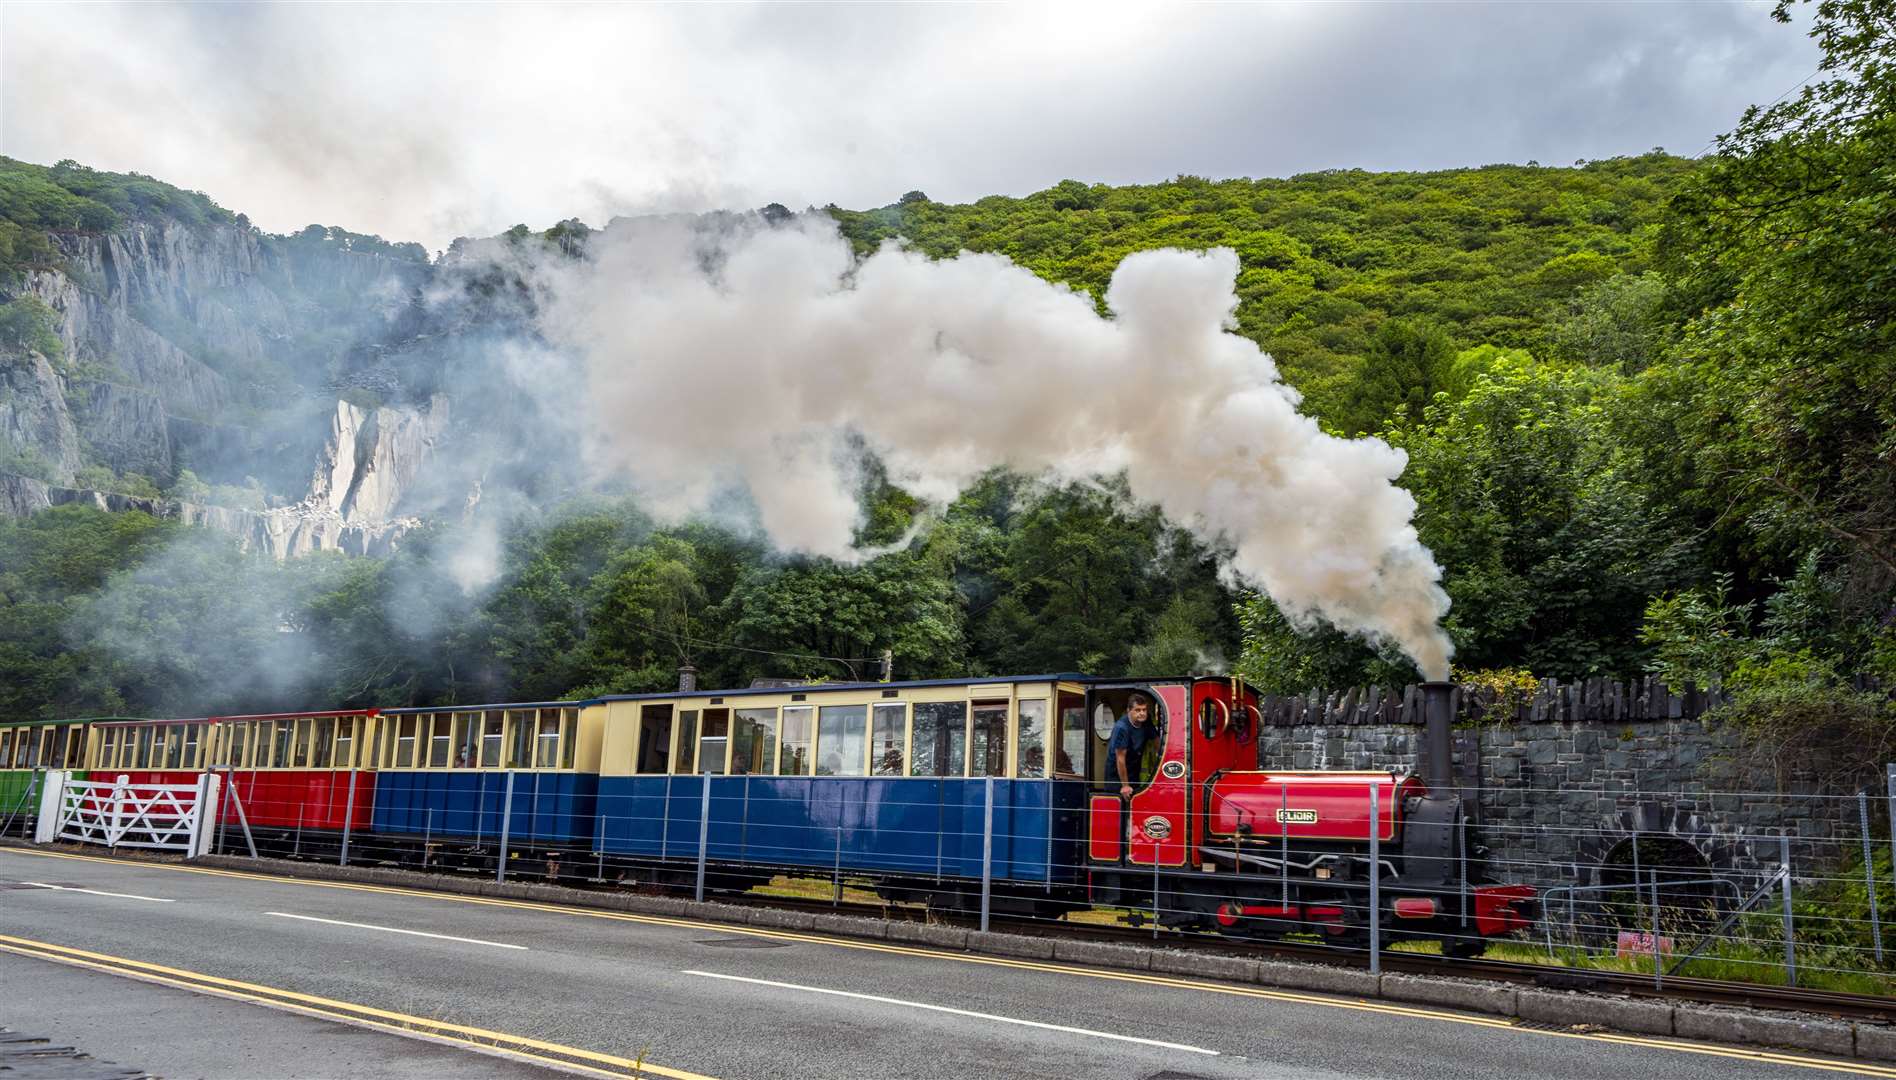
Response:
[0,351,83,483]
[1,215,441,555]
[73,380,172,478]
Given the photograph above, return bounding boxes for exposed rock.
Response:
[72,380,171,478]
[0,471,52,516]
[307,395,449,522]
[0,472,419,557]
[26,266,231,419]
[0,352,82,483]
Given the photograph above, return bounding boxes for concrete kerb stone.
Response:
[1051,939,1152,972]
[1379,973,1518,1017]
[811,913,890,940]
[967,930,1056,960]
[885,921,968,950]
[1255,959,1380,999]
[1674,1005,1856,1059]
[745,907,816,932]
[1150,949,1259,985]
[1518,988,1674,1036]
[1855,1023,1896,1062]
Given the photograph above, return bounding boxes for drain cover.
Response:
[694,937,793,949]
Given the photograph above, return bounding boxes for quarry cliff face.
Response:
[0,216,444,555]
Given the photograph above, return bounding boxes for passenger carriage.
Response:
[592,675,1097,909]
[84,710,380,847]
[367,701,601,855]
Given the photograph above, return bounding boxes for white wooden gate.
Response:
[33,771,220,857]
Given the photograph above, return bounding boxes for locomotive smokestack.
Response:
[1420,680,1455,797]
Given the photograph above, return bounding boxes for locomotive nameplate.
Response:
[1275,808,1319,824]
[1160,761,1185,779]
[1141,816,1173,840]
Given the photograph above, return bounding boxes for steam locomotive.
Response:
[4,676,1534,954]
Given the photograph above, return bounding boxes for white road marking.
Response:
[682,969,1219,1056]
[21,881,174,903]
[265,911,527,950]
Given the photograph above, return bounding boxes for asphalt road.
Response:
[0,846,1879,1080]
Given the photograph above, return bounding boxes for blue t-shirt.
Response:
[1105,715,1157,786]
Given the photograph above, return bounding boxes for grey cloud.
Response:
[0,2,1819,247]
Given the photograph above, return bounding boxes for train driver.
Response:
[1107,694,1158,799]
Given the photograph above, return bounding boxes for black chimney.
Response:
[1419,680,1455,797]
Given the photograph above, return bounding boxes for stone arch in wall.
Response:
[1568,800,1764,930]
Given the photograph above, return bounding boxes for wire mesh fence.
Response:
[15,767,1896,996]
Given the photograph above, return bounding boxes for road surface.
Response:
[0,845,1880,1080]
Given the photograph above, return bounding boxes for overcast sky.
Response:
[1,2,1821,250]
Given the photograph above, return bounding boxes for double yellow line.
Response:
[5,846,1892,1078]
[0,931,713,1080]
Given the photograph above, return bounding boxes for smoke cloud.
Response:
[536,215,1453,676]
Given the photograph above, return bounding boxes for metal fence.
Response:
[17,768,1896,994]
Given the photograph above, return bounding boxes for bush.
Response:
[0,296,61,359]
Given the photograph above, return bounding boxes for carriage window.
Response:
[637,705,674,774]
[312,717,334,768]
[697,708,728,775]
[560,709,578,769]
[535,712,561,769]
[779,706,813,776]
[229,723,248,768]
[816,705,867,777]
[272,722,292,768]
[449,713,474,768]
[480,711,504,768]
[910,702,967,778]
[25,728,44,767]
[733,708,775,776]
[340,718,359,767]
[137,725,155,768]
[675,710,698,774]
[1015,699,1048,778]
[394,717,417,768]
[67,727,86,768]
[96,728,115,769]
[970,702,1008,778]
[508,711,533,768]
[1056,693,1087,776]
[182,724,202,768]
[0,731,12,767]
[871,703,905,776]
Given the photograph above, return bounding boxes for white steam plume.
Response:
[536,215,1453,677]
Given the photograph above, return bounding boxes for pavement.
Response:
[0,846,1883,1080]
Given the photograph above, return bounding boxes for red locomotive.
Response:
[1084,679,1534,955]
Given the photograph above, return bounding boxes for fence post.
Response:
[1649,871,1662,991]
[1780,832,1797,987]
[1886,764,1896,917]
[340,769,359,868]
[832,785,844,906]
[32,770,64,844]
[110,774,130,850]
[293,802,304,858]
[1368,783,1381,973]
[981,777,994,934]
[695,776,712,902]
[1862,790,1884,964]
[496,771,515,884]
[190,773,221,859]
[422,808,432,869]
